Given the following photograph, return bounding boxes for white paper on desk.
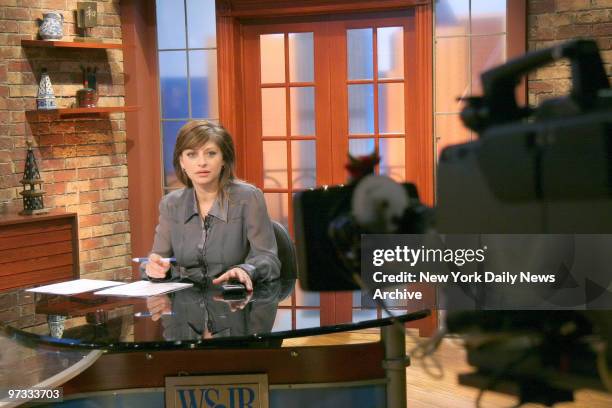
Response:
[93,280,193,297]
[26,279,125,295]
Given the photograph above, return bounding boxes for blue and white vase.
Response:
[37,69,57,110]
[39,11,64,40]
[47,315,67,338]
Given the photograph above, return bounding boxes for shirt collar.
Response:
[184,188,229,223]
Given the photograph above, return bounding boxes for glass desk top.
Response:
[0,279,429,351]
[0,330,102,405]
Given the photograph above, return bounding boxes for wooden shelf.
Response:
[21,39,123,50]
[26,106,140,118]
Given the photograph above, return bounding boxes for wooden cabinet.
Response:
[0,212,79,291]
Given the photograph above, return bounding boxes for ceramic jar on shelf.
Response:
[38,11,64,40]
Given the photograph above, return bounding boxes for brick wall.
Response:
[0,0,131,292]
[528,0,612,105]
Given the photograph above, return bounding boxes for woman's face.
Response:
[179,140,225,190]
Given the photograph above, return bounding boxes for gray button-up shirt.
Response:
[145,181,281,282]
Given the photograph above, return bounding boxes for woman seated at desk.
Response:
[142,120,281,291]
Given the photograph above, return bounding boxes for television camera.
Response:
[294,39,612,405]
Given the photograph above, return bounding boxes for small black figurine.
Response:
[19,141,48,215]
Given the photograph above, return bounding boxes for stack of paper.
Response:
[26,279,124,295]
[26,279,193,297]
[94,280,193,297]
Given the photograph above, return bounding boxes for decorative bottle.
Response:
[36,68,57,110]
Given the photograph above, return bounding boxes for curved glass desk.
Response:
[0,331,101,408]
[1,279,428,350]
[0,278,429,407]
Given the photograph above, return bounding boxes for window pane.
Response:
[353,291,361,307]
[379,138,405,182]
[382,308,408,317]
[435,114,471,160]
[263,141,288,189]
[296,309,320,329]
[349,138,375,156]
[272,309,292,331]
[290,87,315,136]
[156,0,186,49]
[189,50,218,119]
[353,291,378,308]
[378,83,405,134]
[162,120,187,188]
[347,28,373,80]
[435,0,469,37]
[377,27,404,80]
[435,37,469,113]
[261,88,287,136]
[264,193,289,231]
[260,34,285,84]
[348,84,374,135]
[353,308,378,323]
[471,35,506,95]
[291,140,316,189]
[279,293,292,307]
[471,0,506,35]
[159,51,189,118]
[295,281,319,307]
[186,0,216,48]
[289,32,314,83]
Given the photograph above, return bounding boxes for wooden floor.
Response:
[283,330,612,408]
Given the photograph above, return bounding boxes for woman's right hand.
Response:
[145,253,171,279]
[146,295,172,321]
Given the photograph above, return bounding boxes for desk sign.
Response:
[165,374,269,408]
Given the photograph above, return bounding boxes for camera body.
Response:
[293,39,612,403]
[437,97,612,234]
[294,182,427,291]
[438,39,612,403]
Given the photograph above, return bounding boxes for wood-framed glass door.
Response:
[326,12,434,326]
[243,20,334,329]
[240,10,435,333]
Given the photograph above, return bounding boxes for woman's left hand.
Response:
[213,291,254,312]
[212,267,253,292]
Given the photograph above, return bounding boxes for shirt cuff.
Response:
[140,262,175,281]
[235,263,256,279]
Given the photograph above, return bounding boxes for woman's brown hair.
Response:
[173,121,236,199]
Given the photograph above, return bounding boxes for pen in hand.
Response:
[132,257,176,263]
[134,311,174,317]
[142,253,173,280]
